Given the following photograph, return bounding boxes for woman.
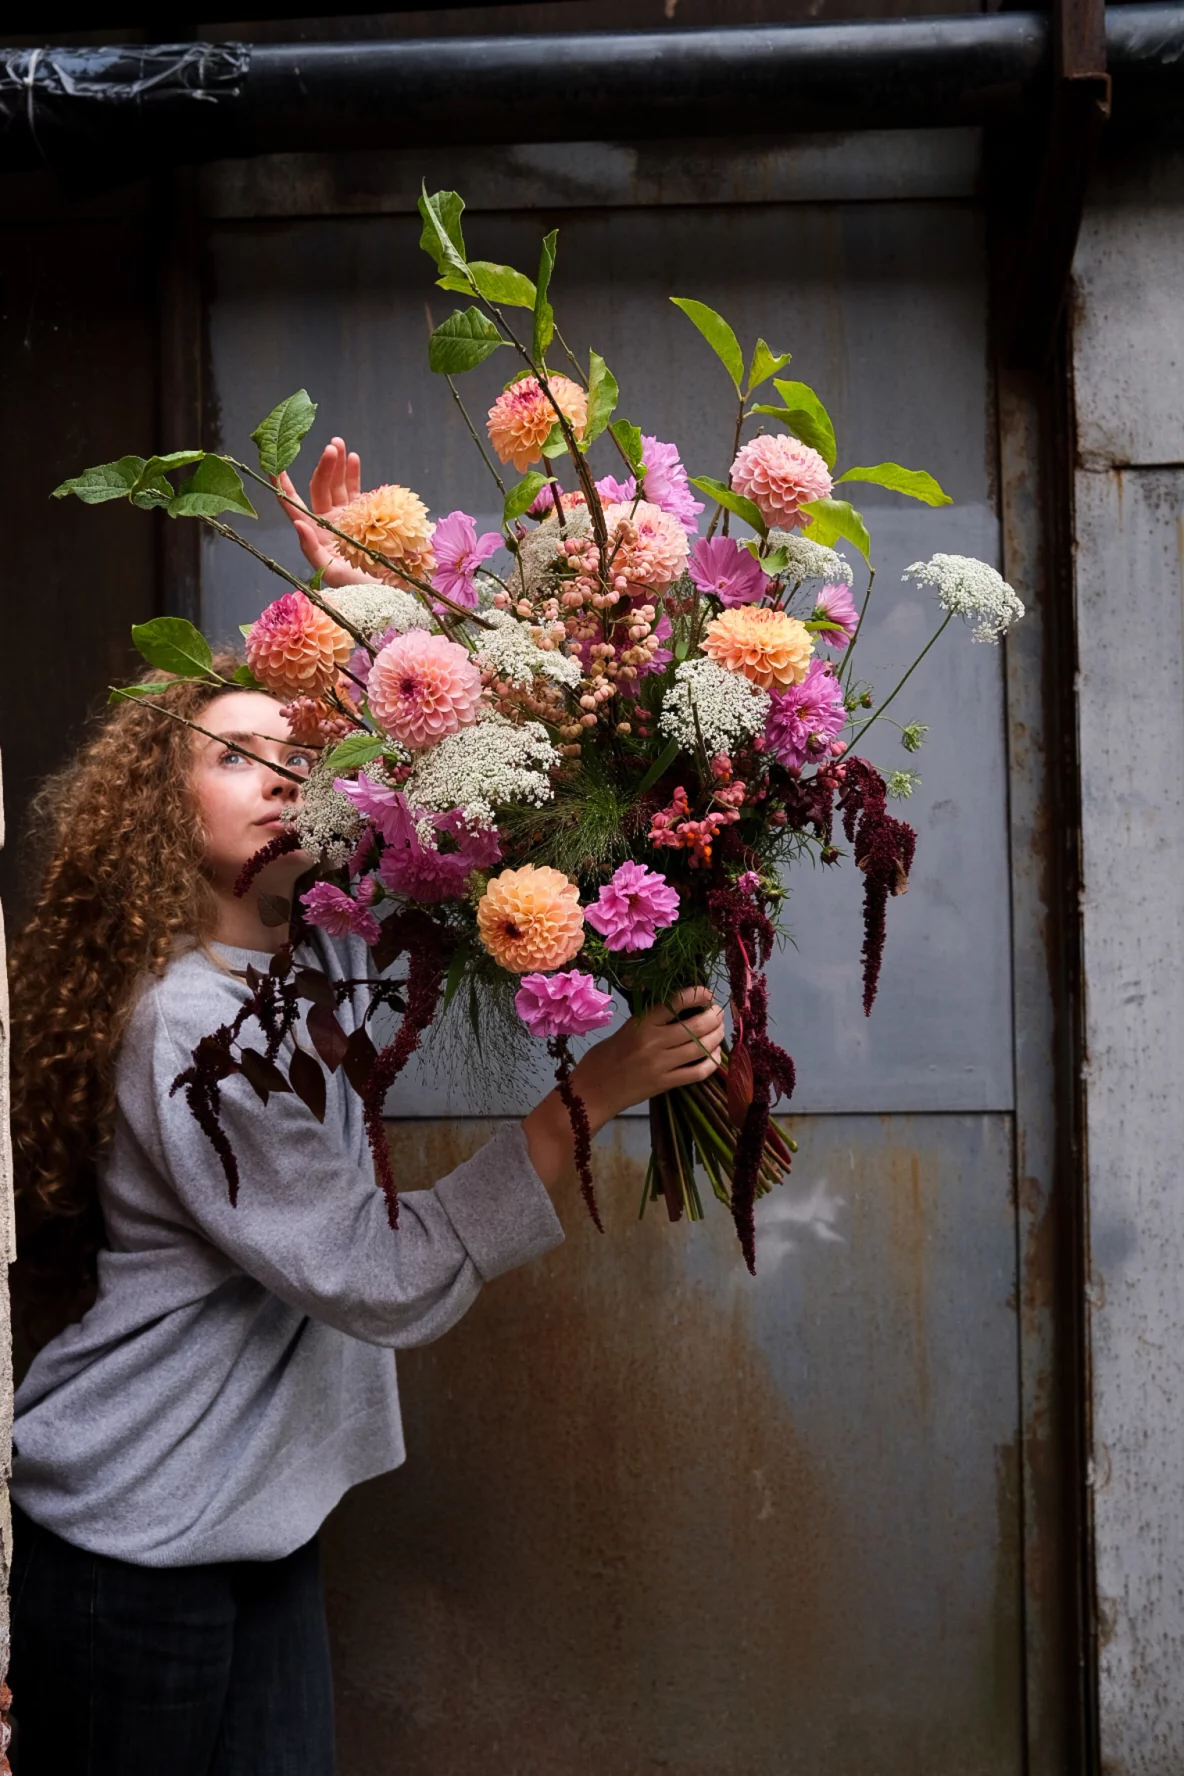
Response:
[6,653,723,1774]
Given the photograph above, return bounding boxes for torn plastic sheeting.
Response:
[0,44,249,172]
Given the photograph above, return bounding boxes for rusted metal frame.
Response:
[1005,0,1111,371]
[153,165,205,625]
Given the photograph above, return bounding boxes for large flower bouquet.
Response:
[55,188,1023,1271]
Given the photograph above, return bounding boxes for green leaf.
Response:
[837,462,952,506]
[746,338,791,393]
[52,456,146,504]
[107,681,166,704]
[250,390,317,477]
[130,616,214,678]
[634,737,681,799]
[609,420,644,475]
[533,230,557,363]
[168,456,257,520]
[773,380,838,469]
[539,420,569,460]
[688,474,767,538]
[670,297,744,390]
[417,186,468,276]
[744,540,791,575]
[442,946,469,1013]
[427,307,505,376]
[239,622,254,638]
[799,497,871,562]
[323,733,384,775]
[583,351,619,447]
[503,472,549,526]
[233,663,263,689]
[437,261,535,307]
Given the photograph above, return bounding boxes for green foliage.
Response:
[609,420,644,475]
[168,456,257,521]
[437,262,535,307]
[634,736,680,797]
[323,733,384,774]
[503,472,549,526]
[746,338,791,392]
[52,456,149,504]
[798,497,871,561]
[688,475,767,538]
[533,230,557,362]
[130,617,214,678]
[670,298,744,389]
[417,187,468,276]
[233,663,263,689]
[428,307,505,375]
[583,351,618,446]
[749,379,838,469]
[250,390,317,477]
[837,462,951,506]
[107,681,166,705]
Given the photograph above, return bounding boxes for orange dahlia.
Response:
[332,483,436,589]
[477,864,585,973]
[279,685,358,746]
[701,606,814,690]
[245,593,352,700]
[487,375,588,474]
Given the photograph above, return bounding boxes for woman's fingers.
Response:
[659,985,714,1020]
[652,1006,725,1052]
[345,449,362,501]
[308,441,342,515]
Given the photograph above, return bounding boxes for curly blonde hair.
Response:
[9,659,248,1346]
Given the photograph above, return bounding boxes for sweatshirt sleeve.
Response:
[122,985,564,1349]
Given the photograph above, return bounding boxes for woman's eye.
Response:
[219,748,247,767]
[286,752,314,776]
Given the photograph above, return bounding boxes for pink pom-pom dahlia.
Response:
[603,500,689,591]
[367,631,484,750]
[487,375,587,474]
[245,593,352,700]
[730,433,833,529]
[765,658,847,771]
[515,970,615,1039]
[585,860,680,953]
[301,878,381,946]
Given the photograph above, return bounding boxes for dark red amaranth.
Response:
[233,827,302,898]
[547,1035,601,1231]
[829,757,917,1014]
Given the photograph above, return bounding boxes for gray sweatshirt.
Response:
[11,933,564,1566]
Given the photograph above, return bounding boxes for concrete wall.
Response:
[1074,140,1184,1776]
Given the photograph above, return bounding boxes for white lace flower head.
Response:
[319,580,432,639]
[402,710,559,833]
[766,531,854,587]
[475,608,582,690]
[658,655,771,756]
[902,554,1024,644]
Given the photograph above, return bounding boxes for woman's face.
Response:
[191,691,315,892]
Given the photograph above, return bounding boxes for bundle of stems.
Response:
[642,1048,796,1223]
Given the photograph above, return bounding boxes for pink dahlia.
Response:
[301,878,381,946]
[378,810,501,905]
[367,631,483,750]
[245,592,352,700]
[431,510,500,610]
[730,434,833,529]
[515,970,615,1039]
[688,536,769,607]
[603,500,689,591]
[765,658,847,771]
[585,859,680,953]
[812,581,859,651]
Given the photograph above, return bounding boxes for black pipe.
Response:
[2,6,1182,176]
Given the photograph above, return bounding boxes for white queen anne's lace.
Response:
[658,656,771,756]
[903,553,1025,643]
[475,608,581,689]
[285,757,362,866]
[319,580,431,638]
[766,531,854,587]
[403,711,559,832]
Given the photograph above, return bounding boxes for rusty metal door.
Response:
[195,132,1061,1773]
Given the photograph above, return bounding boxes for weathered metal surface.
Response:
[322,1112,1021,1776]
[0,752,14,1768]
[204,193,1012,1117]
[199,128,984,220]
[1074,463,1184,1776]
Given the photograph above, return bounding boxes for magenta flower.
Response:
[765,658,847,771]
[594,439,704,534]
[335,776,418,848]
[430,510,501,609]
[378,811,501,905]
[594,472,634,504]
[688,536,770,607]
[301,879,381,946]
[515,970,615,1038]
[812,582,859,651]
[585,860,680,952]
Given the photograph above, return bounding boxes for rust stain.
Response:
[879,1136,932,1425]
[326,1119,851,1776]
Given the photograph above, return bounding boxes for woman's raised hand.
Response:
[274,436,371,587]
[570,987,725,1129]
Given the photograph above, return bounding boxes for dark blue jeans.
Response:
[8,1503,334,1775]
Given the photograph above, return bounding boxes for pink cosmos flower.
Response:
[730,433,833,529]
[765,658,847,772]
[514,970,615,1039]
[334,776,418,848]
[367,631,484,750]
[431,510,501,610]
[378,811,501,905]
[688,536,769,607]
[301,878,381,946]
[812,582,859,651]
[593,439,704,534]
[594,472,634,504]
[585,860,680,952]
